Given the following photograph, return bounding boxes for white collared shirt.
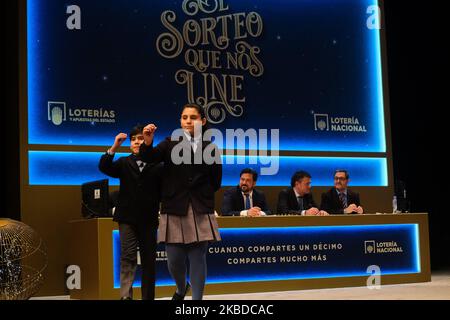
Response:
[183,131,201,153]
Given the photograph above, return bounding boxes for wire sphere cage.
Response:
[0,219,48,300]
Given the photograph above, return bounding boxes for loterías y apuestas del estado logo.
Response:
[48,101,116,126]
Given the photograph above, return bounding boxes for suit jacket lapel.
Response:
[333,188,344,209]
[235,187,245,211]
[304,193,314,209]
[288,188,299,210]
[347,190,355,205]
[127,156,141,174]
[252,190,259,207]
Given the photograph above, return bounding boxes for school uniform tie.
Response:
[136,160,146,172]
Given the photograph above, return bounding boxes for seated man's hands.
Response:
[344,204,358,214]
[248,207,263,217]
[305,207,320,216]
[344,204,364,214]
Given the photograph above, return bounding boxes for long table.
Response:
[69,213,430,299]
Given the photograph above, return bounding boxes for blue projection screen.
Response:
[26,0,389,186]
[29,151,388,187]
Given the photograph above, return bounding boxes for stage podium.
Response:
[69,213,430,300]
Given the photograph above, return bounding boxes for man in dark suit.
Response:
[277,171,328,216]
[222,168,271,217]
[99,125,162,300]
[320,170,364,215]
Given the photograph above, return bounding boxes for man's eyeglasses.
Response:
[334,177,347,181]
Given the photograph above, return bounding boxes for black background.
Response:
[3,1,448,270]
[382,1,448,270]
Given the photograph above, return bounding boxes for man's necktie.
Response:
[245,194,251,210]
[297,196,304,210]
[339,192,347,208]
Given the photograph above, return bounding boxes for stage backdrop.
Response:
[19,0,394,295]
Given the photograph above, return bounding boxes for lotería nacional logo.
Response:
[364,240,404,254]
[48,101,67,126]
[364,240,376,254]
[313,113,368,133]
[47,101,116,126]
[314,114,329,131]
